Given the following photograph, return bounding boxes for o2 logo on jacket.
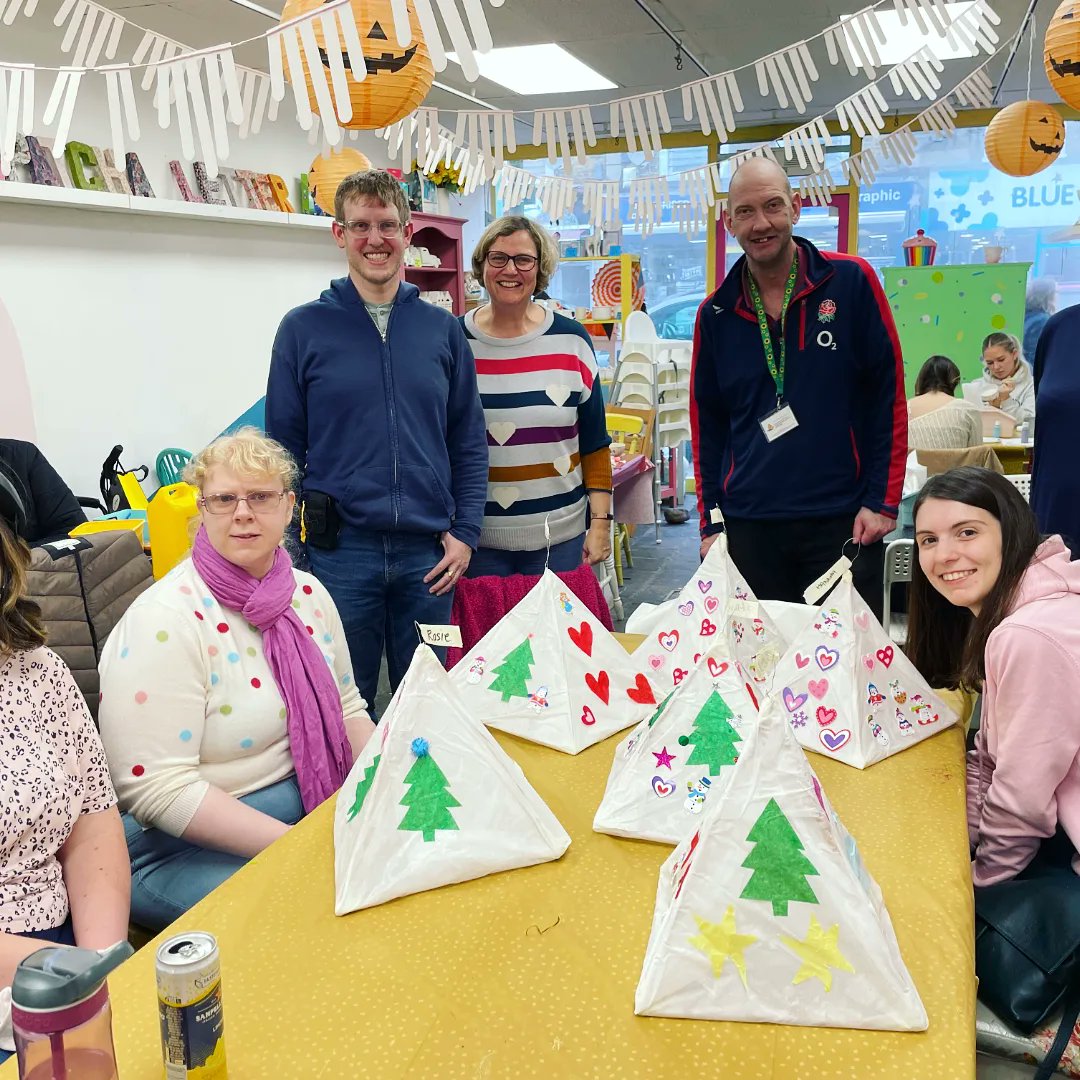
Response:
[816,329,837,351]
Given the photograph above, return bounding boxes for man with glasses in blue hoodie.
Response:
[266,170,487,714]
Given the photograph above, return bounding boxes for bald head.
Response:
[723,157,801,276]
[728,157,792,201]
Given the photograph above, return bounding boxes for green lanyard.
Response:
[746,253,799,404]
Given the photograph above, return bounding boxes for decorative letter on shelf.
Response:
[267,174,294,213]
[126,153,154,198]
[193,162,227,205]
[96,149,131,194]
[64,142,105,191]
[169,161,202,202]
[26,137,65,186]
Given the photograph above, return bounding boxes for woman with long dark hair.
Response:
[906,467,1080,885]
[0,517,129,1060]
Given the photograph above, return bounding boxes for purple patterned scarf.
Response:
[192,526,350,812]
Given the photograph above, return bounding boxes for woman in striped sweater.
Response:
[461,216,613,576]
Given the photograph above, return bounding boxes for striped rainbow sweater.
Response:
[461,308,610,551]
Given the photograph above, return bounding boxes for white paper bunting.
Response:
[755,42,819,113]
[680,70,744,142]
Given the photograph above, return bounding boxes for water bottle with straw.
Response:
[11,941,132,1080]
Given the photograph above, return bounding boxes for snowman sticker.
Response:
[684,775,713,814]
[465,656,486,684]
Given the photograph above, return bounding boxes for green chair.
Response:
[155,448,192,487]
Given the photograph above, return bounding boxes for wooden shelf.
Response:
[0,179,334,231]
[405,265,457,274]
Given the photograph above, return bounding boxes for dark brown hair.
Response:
[905,467,1040,690]
[914,355,961,396]
[0,517,47,656]
[333,170,410,229]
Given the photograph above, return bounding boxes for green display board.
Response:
[883,263,1030,395]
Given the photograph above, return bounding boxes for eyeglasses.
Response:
[336,219,403,238]
[200,491,287,515]
[485,251,538,271]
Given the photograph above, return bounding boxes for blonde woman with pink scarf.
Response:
[99,429,374,930]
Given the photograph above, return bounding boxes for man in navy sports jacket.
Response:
[691,158,907,619]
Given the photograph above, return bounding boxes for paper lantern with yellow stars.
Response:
[309,147,373,215]
[279,0,434,130]
[984,100,1066,177]
[1045,0,1080,109]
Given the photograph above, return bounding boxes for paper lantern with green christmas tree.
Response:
[334,646,570,913]
[450,570,661,754]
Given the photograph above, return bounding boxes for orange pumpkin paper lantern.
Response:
[309,147,373,215]
[278,0,434,130]
[1045,0,1080,109]
[984,100,1065,177]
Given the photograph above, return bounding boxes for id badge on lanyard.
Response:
[749,255,800,442]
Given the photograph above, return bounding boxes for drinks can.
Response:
[156,932,228,1079]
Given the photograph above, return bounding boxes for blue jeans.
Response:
[465,533,585,578]
[306,528,452,713]
[124,777,303,931]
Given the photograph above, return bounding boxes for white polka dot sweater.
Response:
[98,558,366,836]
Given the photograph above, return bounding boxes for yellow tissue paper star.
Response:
[689,906,758,987]
[780,915,855,991]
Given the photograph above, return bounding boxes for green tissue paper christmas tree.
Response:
[398,738,460,842]
[488,638,536,703]
[739,797,820,916]
[677,691,742,774]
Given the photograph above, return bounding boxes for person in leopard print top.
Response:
[0,517,130,990]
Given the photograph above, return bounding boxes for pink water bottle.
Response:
[11,941,132,1080]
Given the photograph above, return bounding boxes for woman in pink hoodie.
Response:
[906,466,1080,886]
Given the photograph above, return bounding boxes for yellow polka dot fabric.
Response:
[1,714,974,1078]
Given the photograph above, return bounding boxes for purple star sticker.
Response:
[652,746,676,769]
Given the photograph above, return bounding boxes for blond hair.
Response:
[334,170,410,228]
[471,215,560,295]
[183,428,299,492]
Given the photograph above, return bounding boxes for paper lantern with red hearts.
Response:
[309,147,373,215]
[279,0,434,130]
[984,100,1065,177]
[1045,0,1080,109]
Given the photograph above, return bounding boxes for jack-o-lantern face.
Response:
[279,0,434,130]
[984,100,1066,177]
[1045,0,1080,108]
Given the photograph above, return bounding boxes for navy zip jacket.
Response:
[266,278,488,549]
[691,237,907,537]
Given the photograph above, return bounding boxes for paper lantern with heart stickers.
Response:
[335,646,570,912]
[1045,0,1080,109]
[635,692,927,1030]
[594,637,760,844]
[308,146,373,215]
[627,533,787,692]
[984,100,1066,178]
[449,570,661,754]
[767,575,956,769]
[278,0,434,130]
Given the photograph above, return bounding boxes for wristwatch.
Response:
[590,512,615,521]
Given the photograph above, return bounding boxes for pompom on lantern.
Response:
[984,100,1065,178]
[278,0,435,130]
[309,147,373,215]
[1045,0,1080,109]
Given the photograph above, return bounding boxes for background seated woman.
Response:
[978,332,1035,427]
[907,355,982,451]
[461,216,612,576]
[906,467,1080,885]
[99,430,373,930]
[0,518,129,1062]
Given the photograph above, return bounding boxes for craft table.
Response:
[4,641,976,1079]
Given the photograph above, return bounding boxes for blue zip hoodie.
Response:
[266,278,488,549]
[691,237,907,536]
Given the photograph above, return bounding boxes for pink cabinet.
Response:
[404,211,466,316]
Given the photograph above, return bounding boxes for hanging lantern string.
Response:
[1026,5,1034,101]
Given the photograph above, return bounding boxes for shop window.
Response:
[496,146,710,339]
[858,123,1080,308]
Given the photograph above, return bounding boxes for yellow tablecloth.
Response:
[2,677,976,1078]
